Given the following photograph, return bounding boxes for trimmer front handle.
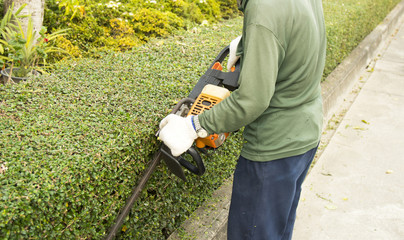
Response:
[159,45,240,181]
[158,98,205,181]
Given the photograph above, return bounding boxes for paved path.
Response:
[293,15,404,240]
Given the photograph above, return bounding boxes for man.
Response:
[159,0,326,239]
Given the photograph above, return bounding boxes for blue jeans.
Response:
[227,146,318,240]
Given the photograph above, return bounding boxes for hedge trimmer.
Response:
[104,46,240,239]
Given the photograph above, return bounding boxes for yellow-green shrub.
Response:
[42,0,240,57]
[195,0,222,22]
[218,0,241,19]
[131,8,184,41]
[162,0,206,24]
[53,36,82,59]
[106,18,143,51]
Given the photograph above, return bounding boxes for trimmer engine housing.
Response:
[188,83,230,149]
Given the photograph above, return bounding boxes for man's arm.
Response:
[199,24,285,134]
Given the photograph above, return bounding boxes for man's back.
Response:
[200,0,327,161]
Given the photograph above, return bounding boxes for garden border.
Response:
[168,0,404,239]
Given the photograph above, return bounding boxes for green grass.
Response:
[0,0,401,238]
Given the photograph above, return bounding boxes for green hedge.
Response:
[323,0,401,79]
[0,19,243,239]
[0,0,401,239]
[43,0,239,57]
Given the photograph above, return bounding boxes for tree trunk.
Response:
[3,0,45,43]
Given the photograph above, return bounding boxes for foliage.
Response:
[50,35,82,59]
[322,0,401,79]
[0,18,242,239]
[0,0,402,239]
[131,8,184,41]
[58,0,86,20]
[0,5,69,78]
[0,3,27,65]
[43,0,241,56]
[217,0,239,19]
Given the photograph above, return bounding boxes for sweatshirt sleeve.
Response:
[198,24,285,134]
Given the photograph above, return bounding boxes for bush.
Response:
[0,18,243,239]
[43,0,240,57]
[218,0,239,19]
[132,8,184,41]
[323,0,401,79]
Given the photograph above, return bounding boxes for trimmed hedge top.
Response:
[0,19,243,239]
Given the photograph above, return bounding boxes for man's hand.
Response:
[158,114,197,157]
[227,36,241,72]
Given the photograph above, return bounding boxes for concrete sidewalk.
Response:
[293,13,404,240]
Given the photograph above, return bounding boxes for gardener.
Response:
[159,0,326,239]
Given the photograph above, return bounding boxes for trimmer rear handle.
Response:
[188,45,240,99]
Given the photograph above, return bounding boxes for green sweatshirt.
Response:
[199,0,326,161]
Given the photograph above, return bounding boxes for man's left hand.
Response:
[158,114,197,157]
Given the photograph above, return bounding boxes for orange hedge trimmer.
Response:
[104,46,240,239]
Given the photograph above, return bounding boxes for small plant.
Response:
[0,3,26,66]
[0,5,69,81]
